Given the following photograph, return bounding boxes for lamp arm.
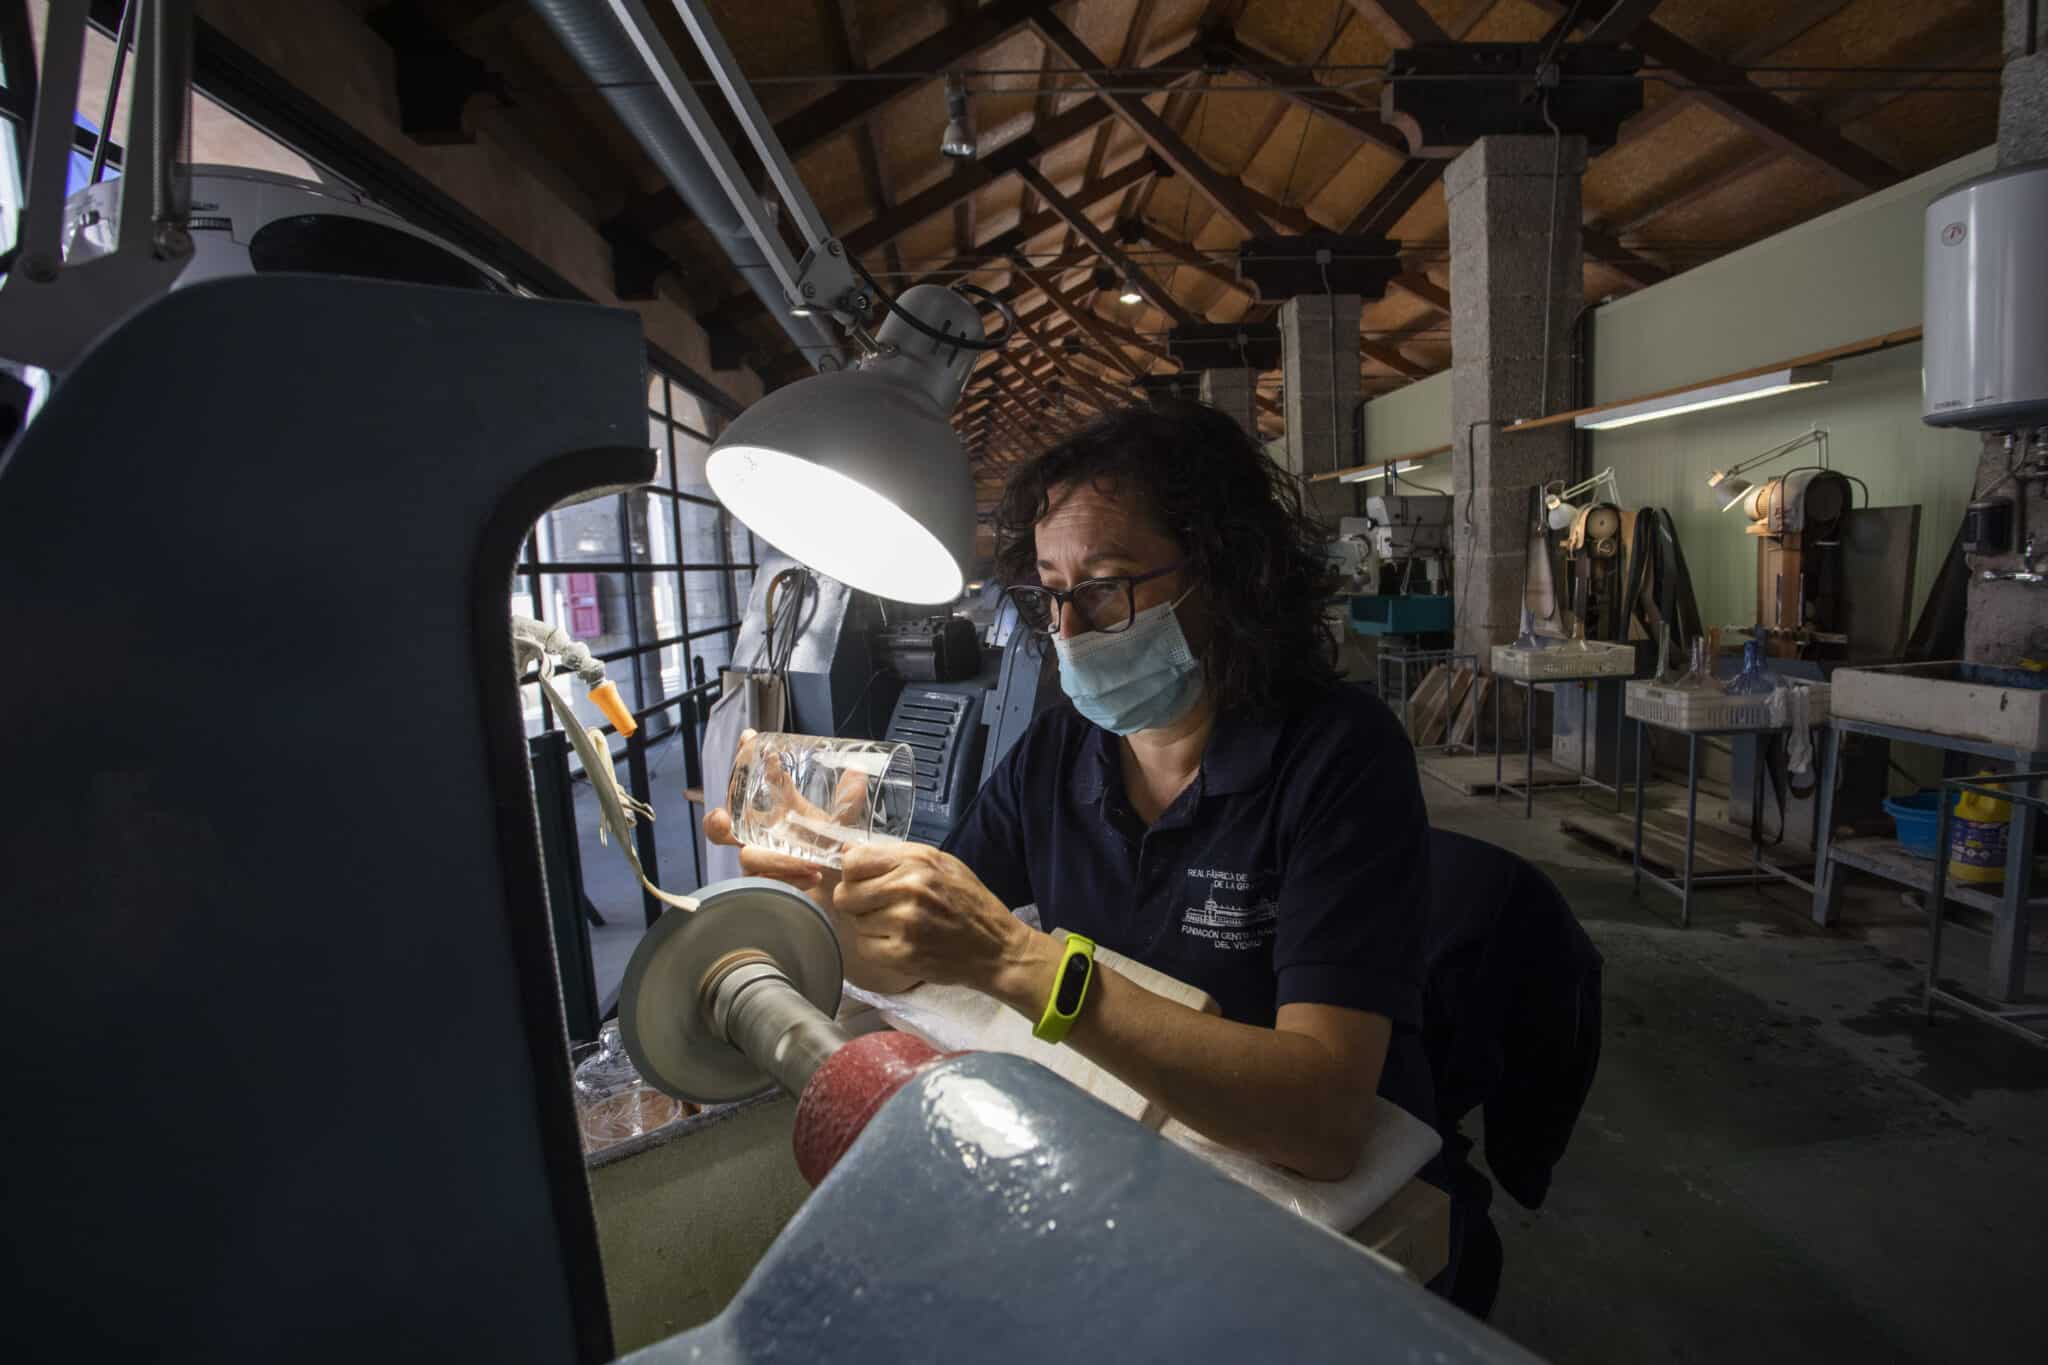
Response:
[602,0,861,322]
[1727,429,1826,481]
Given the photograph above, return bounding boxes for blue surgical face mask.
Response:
[1053,587,1203,736]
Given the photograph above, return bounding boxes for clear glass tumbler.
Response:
[725,732,917,868]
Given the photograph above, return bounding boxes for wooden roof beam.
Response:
[1582,0,1666,44]
[1009,260,1164,378]
[1209,34,1407,156]
[1128,220,1253,299]
[1345,1,1450,47]
[1345,159,1444,236]
[1031,15,1290,238]
[1386,270,1450,313]
[1359,338,1432,380]
[1529,0,1900,192]
[1016,164,1200,328]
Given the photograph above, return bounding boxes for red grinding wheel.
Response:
[792,1031,953,1186]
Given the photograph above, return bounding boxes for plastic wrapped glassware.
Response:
[1723,637,1777,696]
[726,732,916,867]
[1652,623,1684,685]
[573,1020,692,1154]
[1675,637,1712,689]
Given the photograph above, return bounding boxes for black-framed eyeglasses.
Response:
[1004,561,1188,638]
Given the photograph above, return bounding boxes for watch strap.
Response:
[1032,933,1096,1044]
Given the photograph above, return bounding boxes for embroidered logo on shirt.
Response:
[1180,867,1277,951]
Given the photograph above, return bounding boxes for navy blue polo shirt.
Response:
[942,681,1434,1125]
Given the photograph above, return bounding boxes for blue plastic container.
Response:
[1348,594,1454,636]
[1881,791,1942,859]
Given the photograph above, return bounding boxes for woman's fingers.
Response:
[739,846,827,886]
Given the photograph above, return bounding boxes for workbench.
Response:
[1813,718,2046,1025]
[1630,714,1821,927]
[1495,674,1627,818]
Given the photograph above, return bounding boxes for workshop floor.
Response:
[1424,778,2048,1365]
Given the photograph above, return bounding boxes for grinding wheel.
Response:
[618,877,843,1104]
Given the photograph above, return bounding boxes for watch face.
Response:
[1055,952,1091,1014]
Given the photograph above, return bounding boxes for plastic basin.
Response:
[1881,792,1942,860]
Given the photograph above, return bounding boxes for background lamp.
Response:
[940,74,976,160]
[1576,365,1833,431]
[708,284,988,604]
[1703,427,1828,514]
[1544,467,1622,530]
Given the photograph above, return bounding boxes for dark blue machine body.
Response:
[628,1053,1540,1364]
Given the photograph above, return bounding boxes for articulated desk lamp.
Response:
[597,0,1012,606]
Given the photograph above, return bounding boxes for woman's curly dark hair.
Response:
[993,400,1337,715]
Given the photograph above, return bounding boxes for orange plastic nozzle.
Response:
[589,679,637,737]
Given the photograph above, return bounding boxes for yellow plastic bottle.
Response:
[1948,776,2011,887]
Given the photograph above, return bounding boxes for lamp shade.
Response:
[707,368,976,604]
[1713,475,1753,512]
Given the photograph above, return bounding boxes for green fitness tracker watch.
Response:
[1033,933,1096,1044]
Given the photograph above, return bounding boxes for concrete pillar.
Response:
[1964,2,2048,664]
[1279,294,1362,482]
[1445,134,1587,670]
[1198,366,1260,437]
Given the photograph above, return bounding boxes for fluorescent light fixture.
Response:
[1118,286,1143,305]
[1338,460,1422,484]
[1575,365,1833,431]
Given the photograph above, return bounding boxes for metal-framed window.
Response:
[514,363,758,770]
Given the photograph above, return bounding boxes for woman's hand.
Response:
[704,730,920,993]
[833,843,1057,1009]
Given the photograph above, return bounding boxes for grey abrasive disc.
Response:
[618,877,843,1104]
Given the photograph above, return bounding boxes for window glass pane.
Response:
[629,492,677,565]
[544,498,623,562]
[635,570,682,641]
[726,514,754,566]
[669,383,712,435]
[511,574,538,622]
[542,571,634,653]
[653,644,691,708]
[732,569,756,611]
[522,682,545,738]
[679,496,723,563]
[685,570,738,631]
[646,417,670,487]
[647,371,667,414]
[689,632,734,691]
[673,427,712,496]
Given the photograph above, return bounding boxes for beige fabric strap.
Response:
[534,670,698,914]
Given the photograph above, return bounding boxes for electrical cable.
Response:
[90,2,136,188]
[846,253,1011,351]
[1538,93,1564,420]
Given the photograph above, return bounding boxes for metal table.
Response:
[1378,645,1475,755]
[1813,717,2046,1007]
[1494,674,1628,818]
[1925,769,2048,1044]
[1631,716,1820,928]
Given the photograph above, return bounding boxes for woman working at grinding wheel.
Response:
[705,402,1433,1181]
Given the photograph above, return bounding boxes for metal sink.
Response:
[1830,661,2048,752]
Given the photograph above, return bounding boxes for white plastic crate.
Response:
[1491,640,1637,681]
[1624,679,1831,733]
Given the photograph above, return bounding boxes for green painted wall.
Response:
[1584,147,1995,628]
[1353,146,1998,629]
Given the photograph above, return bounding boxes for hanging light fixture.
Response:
[940,73,976,160]
[1118,279,1143,306]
